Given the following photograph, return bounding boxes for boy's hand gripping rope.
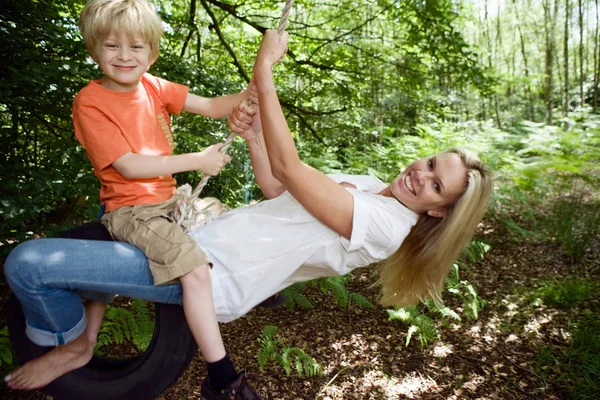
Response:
[174,0,294,232]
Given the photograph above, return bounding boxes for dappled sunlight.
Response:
[549,326,571,342]
[324,333,374,374]
[468,344,483,354]
[463,320,501,348]
[319,370,440,399]
[484,318,502,335]
[505,333,520,343]
[502,299,520,319]
[457,374,486,396]
[430,343,454,358]
[524,313,555,338]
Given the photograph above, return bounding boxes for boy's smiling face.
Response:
[95,31,157,92]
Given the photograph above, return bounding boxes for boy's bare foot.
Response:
[4,332,94,390]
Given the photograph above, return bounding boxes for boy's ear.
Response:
[427,207,447,219]
[148,55,158,67]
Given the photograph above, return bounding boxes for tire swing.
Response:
[8,222,198,400]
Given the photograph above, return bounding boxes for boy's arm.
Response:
[112,144,230,179]
[183,91,246,119]
[182,80,259,119]
[229,102,285,199]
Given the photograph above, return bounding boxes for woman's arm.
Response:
[253,30,354,239]
[229,102,285,199]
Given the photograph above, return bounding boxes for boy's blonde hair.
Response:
[79,0,164,60]
[377,147,493,308]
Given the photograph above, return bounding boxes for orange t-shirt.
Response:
[73,73,189,211]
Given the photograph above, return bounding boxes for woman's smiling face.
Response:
[390,152,468,217]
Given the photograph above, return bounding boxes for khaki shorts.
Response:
[101,198,220,285]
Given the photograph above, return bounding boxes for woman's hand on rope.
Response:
[255,29,289,69]
[195,143,231,176]
[228,101,261,140]
[247,77,259,105]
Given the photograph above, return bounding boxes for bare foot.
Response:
[4,332,94,390]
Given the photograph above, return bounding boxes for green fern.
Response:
[282,283,313,311]
[283,275,373,311]
[0,326,14,368]
[130,299,154,350]
[96,299,155,353]
[257,326,323,378]
[424,299,461,321]
[463,240,491,263]
[320,277,349,307]
[447,262,487,320]
[348,292,374,309]
[387,307,438,348]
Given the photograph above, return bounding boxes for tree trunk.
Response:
[484,0,502,127]
[543,0,559,124]
[513,0,535,120]
[578,0,584,107]
[564,0,570,115]
[594,0,599,110]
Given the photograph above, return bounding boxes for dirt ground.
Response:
[1,218,598,399]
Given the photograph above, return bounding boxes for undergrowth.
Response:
[257,325,323,378]
[96,299,155,354]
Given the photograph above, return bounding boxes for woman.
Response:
[4,30,492,393]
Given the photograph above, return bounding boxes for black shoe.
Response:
[200,371,262,400]
[257,292,287,309]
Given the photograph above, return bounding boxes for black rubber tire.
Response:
[7,222,198,400]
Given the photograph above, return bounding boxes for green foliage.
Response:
[535,313,600,400]
[543,191,600,263]
[485,111,600,245]
[282,275,373,311]
[444,240,489,320]
[96,299,155,353]
[387,306,438,348]
[531,278,594,309]
[282,282,313,311]
[0,326,15,370]
[257,326,323,378]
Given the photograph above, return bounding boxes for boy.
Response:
[5,0,261,398]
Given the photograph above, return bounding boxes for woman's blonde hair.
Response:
[79,0,164,60]
[377,147,493,308]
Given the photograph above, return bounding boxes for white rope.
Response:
[174,0,294,232]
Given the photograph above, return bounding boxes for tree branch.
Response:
[199,0,251,82]
[180,0,198,58]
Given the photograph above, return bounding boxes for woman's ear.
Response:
[427,207,447,218]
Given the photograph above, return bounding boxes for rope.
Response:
[174,0,294,232]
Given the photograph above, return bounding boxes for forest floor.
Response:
[1,216,598,400]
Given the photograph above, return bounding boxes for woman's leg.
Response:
[3,238,183,389]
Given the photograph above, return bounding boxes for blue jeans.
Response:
[4,238,183,346]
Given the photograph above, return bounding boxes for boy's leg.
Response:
[179,265,225,362]
[180,265,239,391]
[3,238,182,390]
[180,265,260,398]
[84,300,107,344]
[104,202,258,396]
